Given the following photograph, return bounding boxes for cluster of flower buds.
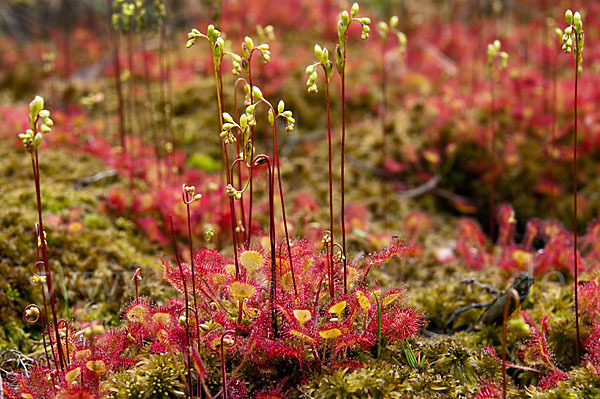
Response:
[31,274,47,285]
[183,184,202,202]
[561,9,584,71]
[220,112,239,144]
[305,44,334,93]
[338,3,371,46]
[37,229,47,247]
[487,40,509,72]
[112,0,136,33]
[376,15,407,53]
[244,36,270,61]
[18,96,52,153]
[226,184,243,200]
[336,3,371,73]
[186,25,225,66]
[267,100,295,131]
[24,305,40,322]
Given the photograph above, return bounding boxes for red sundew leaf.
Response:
[472,382,501,399]
[585,322,600,374]
[496,204,516,248]
[520,313,569,378]
[537,372,567,390]
[579,281,600,324]
[136,216,169,245]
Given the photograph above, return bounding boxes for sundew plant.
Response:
[1,1,600,399]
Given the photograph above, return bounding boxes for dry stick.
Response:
[32,151,66,372]
[572,32,581,362]
[168,215,193,395]
[501,288,520,399]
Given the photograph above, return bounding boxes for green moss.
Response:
[105,354,186,399]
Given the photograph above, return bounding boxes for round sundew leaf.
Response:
[356,291,371,312]
[86,360,106,374]
[126,304,149,324]
[240,250,263,272]
[230,281,256,299]
[319,328,342,339]
[293,309,312,326]
[328,301,347,316]
[75,349,91,361]
[65,367,80,384]
[288,329,315,343]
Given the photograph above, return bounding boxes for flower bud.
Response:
[222,112,234,123]
[321,47,329,64]
[341,11,350,26]
[277,100,284,114]
[351,2,359,18]
[268,108,274,126]
[565,9,573,25]
[244,36,254,52]
[314,44,323,60]
[378,21,389,35]
[29,96,44,124]
[252,86,263,100]
[390,15,399,28]
[32,132,42,149]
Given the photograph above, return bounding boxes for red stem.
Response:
[573,35,580,362]
[341,61,348,294]
[168,215,193,394]
[32,150,66,372]
[380,41,388,227]
[489,71,496,241]
[110,17,126,153]
[270,109,297,295]
[141,30,162,186]
[324,74,335,298]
